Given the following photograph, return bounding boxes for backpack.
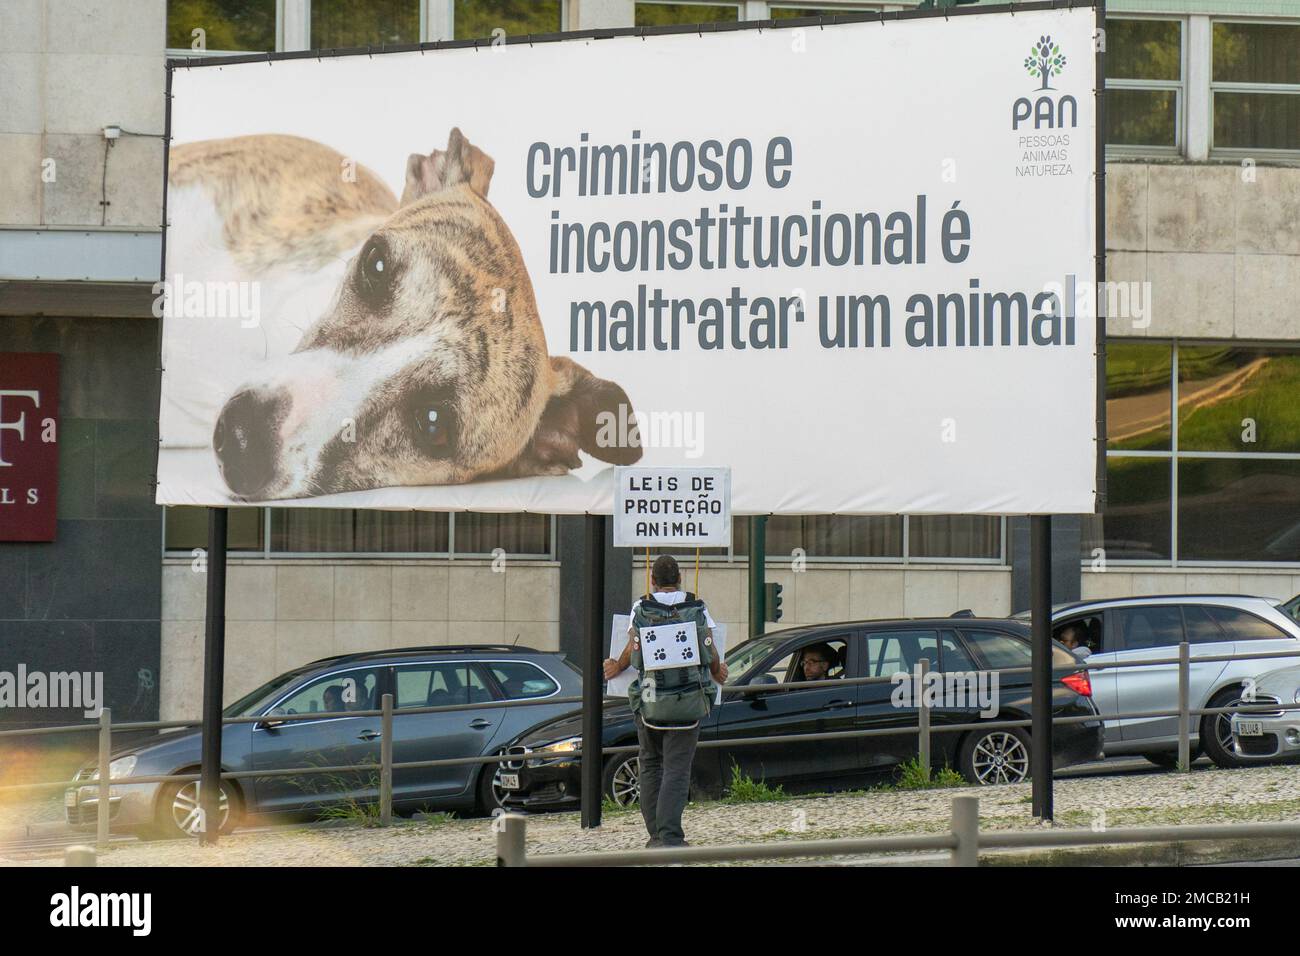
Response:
[628,592,716,729]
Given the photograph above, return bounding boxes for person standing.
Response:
[603,555,727,848]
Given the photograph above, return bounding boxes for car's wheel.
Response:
[959,726,1032,785]
[602,754,641,807]
[475,754,512,817]
[1201,688,1249,769]
[153,774,240,839]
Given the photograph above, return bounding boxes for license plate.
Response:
[1237,720,1264,737]
[499,773,520,790]
[64,790,78,809]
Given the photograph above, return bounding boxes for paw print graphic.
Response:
[644,630,657,644]
[675,630,688,643]
[681,647,694,661]
[653,648,668,662]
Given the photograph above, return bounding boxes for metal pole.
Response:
[199,507,228,846]
[1030,515,1053,821]
[950,795,979,867]
[1178,641,1191,772]
[748,515,767,638]
[917,657,931,782]
[496,813,527,866]
[64,845,96,867]
[580,513,605,829]
[380,692,394,825]
[96,707,111,849]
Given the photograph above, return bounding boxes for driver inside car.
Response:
[799,643,840,681]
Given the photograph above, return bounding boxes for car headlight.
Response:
[536,736,581,755]
[1293,689,1300,705]
[89,755,137,781]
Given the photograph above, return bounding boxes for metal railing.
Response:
[5,640,1300,850]
[495,794,1300,867]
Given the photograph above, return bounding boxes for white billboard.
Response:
[157,5,1099,516]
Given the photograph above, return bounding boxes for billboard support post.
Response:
[199,506,228,846]
[580,513,605,829]
[748,516,767,638]
[1030,514,1054,821]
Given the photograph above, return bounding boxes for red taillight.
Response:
[1061,671,1092,697]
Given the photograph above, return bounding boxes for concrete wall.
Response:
[0,0,166,230]
[1083,567,1300,603]
[159,559,561,719]
[1107,161,1300,341]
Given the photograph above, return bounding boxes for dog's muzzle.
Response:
[214,387,289,498]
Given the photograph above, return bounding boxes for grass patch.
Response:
[723,764,789,804]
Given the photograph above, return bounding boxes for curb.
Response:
[981,836,1300,867]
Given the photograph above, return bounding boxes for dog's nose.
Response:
[214,387,287,498]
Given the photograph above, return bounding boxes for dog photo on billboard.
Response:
[162,128,641,501]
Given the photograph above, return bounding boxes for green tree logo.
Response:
[1024,35,1067,90]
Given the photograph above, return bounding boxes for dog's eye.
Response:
[408,388,458,460]
[356,236,393,308]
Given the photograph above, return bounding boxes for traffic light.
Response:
[764,582,784,623]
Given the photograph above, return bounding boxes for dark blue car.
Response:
[65,645,581,838]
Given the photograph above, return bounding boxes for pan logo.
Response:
[1013,34,1078,130]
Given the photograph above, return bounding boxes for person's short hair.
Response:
[652,554,681,589]
[802,643,836,667]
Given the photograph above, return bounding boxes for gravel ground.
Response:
[6,762,1300,867]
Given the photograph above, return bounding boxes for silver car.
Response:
[1230,656,1300,763]
[1026,595,1300,768]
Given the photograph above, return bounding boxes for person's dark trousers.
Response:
[635,715,701,846]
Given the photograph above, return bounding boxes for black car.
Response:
[501,618,1102,810]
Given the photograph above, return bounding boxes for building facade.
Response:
[2,0,1298,726]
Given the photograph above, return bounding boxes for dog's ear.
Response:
[520,357,643,472]
[401,127,495,204]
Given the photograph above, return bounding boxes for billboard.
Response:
[157,4,1099,516]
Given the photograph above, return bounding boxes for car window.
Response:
[272,667,381,717]
[791,638,848,681]
[1206,606,1291,641]
[1183,605,1228,644]
[393,663,493,710]
[940,632,978,671]
[866,629,939,677]
[962,629,1077,669]
[1116,606,1184,651]
[487,661,559,699]
[1054,615,1102,653]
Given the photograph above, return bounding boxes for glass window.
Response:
[1105,18,1183,151]
[762,515,903,559]
[1179,458,1300,563]
[394,663,493,709]
[962,629,1029,669]
[865,629,938,678]
[1116,605,1183,650]
[454,512,550,555]
[487,661,559,699]
[1178,346,1300,454]
[312,0,419,47]
[1212,22,1300,152]
[770,5,879,17]
[1085,457,1172,561]
[167,0,276,52]
[272,668,381,716]
[165,505,264,551]
[1107,341,1172,451]
[1183,605,1227,644]
[908,516,1001,560]
[454,0,564,40]
[635,3,740,27]
[269,509,450,553]
[1206,606,1291,642]
[939,632,978,672]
